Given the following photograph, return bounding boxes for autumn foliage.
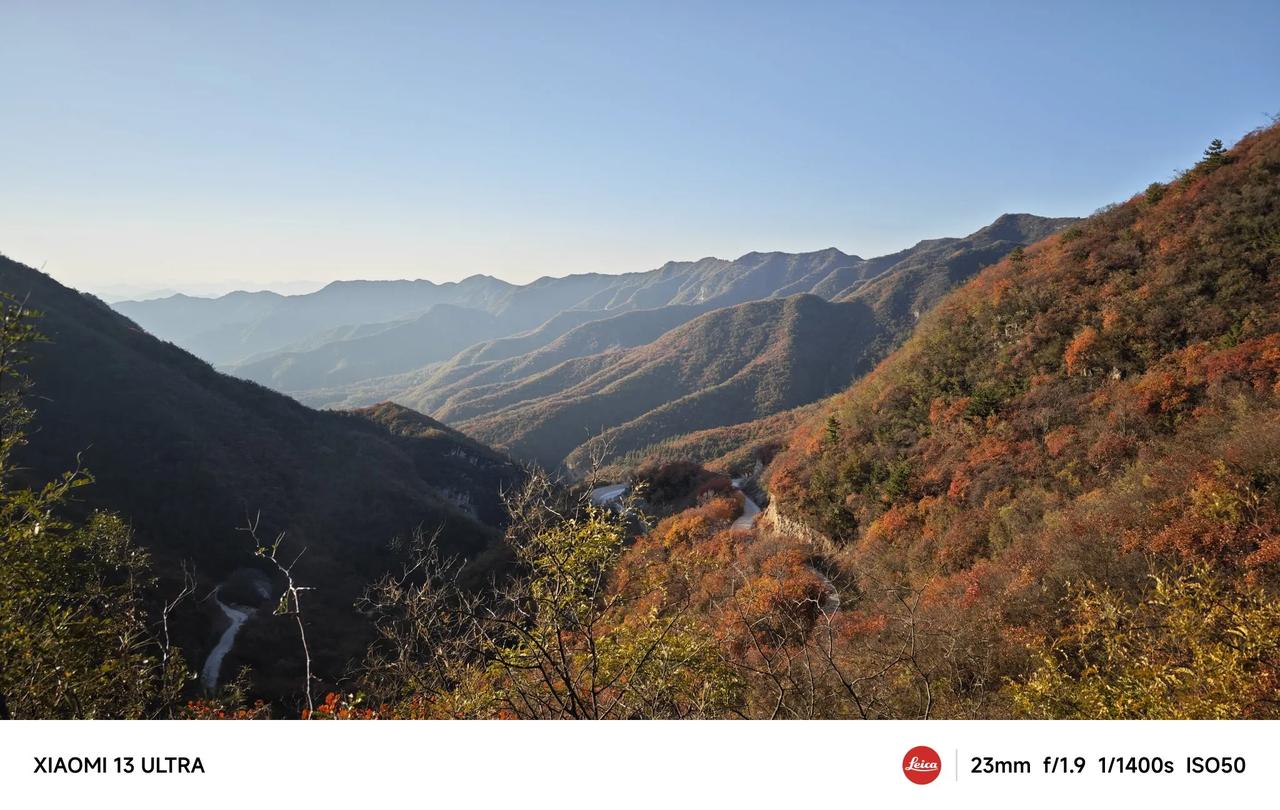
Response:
[336,125,1280,719]
[12,122,1279,719]
[758,124,1280,717]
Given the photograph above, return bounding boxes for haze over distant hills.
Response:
[8,122,1275,720]
[93,279,329,303]
[5,215,1071,702]
[6,0,1277,724]
[114,214,1073,471]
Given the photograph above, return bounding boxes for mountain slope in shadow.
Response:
[0,255,523,695]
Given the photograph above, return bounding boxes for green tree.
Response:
[358,472,740,718]
[0,293,188,718]
[824,415,842,446]
[1010,567,1280,719]
[1201,137,1228,168]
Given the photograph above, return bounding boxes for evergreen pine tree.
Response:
[824,415,841,445]
[1201,138,1228,167]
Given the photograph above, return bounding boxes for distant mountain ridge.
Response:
[111,214,1075,473]
[114,220,1045,377]
[226,215,1069,409]
[413,214,1074,470]
[172,247,877,388]
[113,274,523,365]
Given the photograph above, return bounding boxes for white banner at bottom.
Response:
[2,719,1275,808]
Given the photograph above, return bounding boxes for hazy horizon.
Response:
[50,211,1059,302]
[52,212,1058,301]
[4,1,1278,298]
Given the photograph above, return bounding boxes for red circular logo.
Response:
[902,746,942,784]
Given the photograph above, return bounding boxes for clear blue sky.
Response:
[2,1,1278,296]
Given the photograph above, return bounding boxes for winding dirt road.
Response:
[200,587,254,691]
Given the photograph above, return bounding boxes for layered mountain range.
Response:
[0,211,1070,693]
[116,213,1074,470]
[9,118,1276,718]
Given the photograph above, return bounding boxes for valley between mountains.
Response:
[119,212,1073,472]
[3,123,1278,719]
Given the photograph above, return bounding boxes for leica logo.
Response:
[902,746,942,784]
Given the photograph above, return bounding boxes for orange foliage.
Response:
[757,120,1280,716]
[181,699,270,720]
[1043,425,1077,458]
[303,692,382,720]
[1063,326,1100,376]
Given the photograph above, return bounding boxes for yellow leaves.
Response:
[1188,468,1247,526]
[657,512,714,550]
[1011,567,1280,719]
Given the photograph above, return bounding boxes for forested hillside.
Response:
[0,256,523,699]
[421,215,1071,471]
[596,402,822,479]
[354,125,1275,720]
[340,126,1274,720]
[7,126,1274,719]
[754,125,1280,716]
[394,303,713,416]
[556,214,1077,475]
[453,295,880,470]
